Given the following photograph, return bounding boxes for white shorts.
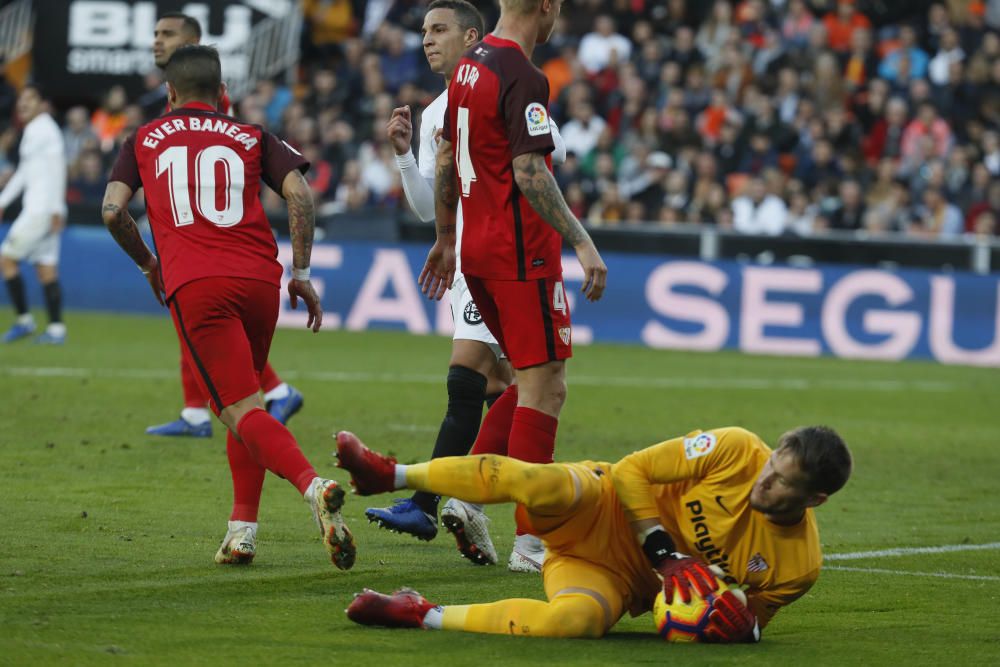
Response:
[450,273,504,360]
[0,212,60,265]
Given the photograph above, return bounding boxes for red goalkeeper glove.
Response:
[656,557,720,604]
[705,590,761,643]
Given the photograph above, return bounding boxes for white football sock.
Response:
[422,606,443,630]
[263,383,290,402]
[228,520,257,534]
[16,313,34,326]
[393,464,408,490]
[46,322,66,336]
[180,407,211,425]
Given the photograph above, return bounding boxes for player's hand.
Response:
[386,106,413,156]
[418,239,455,301]
[288,278,323,333]
[574,240,607,302]
[50,214,65,234]
[704,590,760,643]
[141,256,166,307]
[656,556,720,605]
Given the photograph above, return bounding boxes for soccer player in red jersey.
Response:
[101,45,355,569]
[419,0,608,571]
[145,13,305,438]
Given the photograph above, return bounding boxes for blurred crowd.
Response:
[3,0,1000,242]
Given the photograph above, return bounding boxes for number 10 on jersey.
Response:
[156,145,246,227]
[455,107,477,196]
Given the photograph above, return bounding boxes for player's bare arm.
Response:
[102,181,165,306]
[282,170,323,332]
[512,152,607,301]
[418,139,457,301]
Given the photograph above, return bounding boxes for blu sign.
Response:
[2,227,996,367]
[273,243,1000,367]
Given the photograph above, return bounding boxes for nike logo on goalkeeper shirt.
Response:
[715,495,732,515]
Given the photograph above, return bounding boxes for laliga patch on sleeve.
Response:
[683,432,717,460]
[525,102,551,137]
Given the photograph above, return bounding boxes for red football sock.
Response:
[226,431,266,522]
[180,355,209,408]
[236,408,316,494]
[258,362,282,394]
[470,384,517,455]
[508,406,558,536]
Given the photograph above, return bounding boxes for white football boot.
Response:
[508,533,545,573]
[440,498,499,565]
[214,522,257,565]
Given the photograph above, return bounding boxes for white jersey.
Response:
[418,90,468,273]
[0,113,67,217]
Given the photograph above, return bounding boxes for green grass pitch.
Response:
[1,311,998,665]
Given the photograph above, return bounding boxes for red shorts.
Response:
[465,274,572,369]
[169,276,278,415]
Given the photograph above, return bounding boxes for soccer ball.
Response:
[652,580,746,643]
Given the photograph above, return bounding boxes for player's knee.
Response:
[446,365,487,404]
[545,595,607,639]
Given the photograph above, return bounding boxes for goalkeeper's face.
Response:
[749,449,824,517]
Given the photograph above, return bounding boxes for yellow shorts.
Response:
[519,461,661,622]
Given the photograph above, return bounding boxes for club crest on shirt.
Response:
[747,552,769,573]
[525,102,550,137]
[683,432,717,460]
[463,300,482,325]
[558,327,571,345]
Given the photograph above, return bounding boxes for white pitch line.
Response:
[826,542,1000,561]
[1,366,959,393]
[825,566,1000,582]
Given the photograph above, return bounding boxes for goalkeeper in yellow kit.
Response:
[337,424,852,643]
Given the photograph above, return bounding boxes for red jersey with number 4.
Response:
[443,34,558,281]
[109,102,308,298]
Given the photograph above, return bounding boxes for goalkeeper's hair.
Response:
[777,426,852,496]
[428,0,485,41]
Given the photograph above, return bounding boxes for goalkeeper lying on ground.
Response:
[336,425,852,642]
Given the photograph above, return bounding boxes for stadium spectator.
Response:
[878,25,930,83]
[67,150,106,206]
[91,85,129,153]
[62,106,97,166]
[823,0,872,53]
[578,15,632,74]
[732,176,788,235]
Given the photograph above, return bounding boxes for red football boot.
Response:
[346,588,436,629]
[334,431,398,495]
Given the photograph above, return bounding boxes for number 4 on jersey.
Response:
[456,107,477,196]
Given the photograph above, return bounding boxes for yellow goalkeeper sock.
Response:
[440,594,606,638]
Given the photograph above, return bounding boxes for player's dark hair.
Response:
[159,12,202,40]
[428,0,485,41]
[778,426,852,496]
[165,45,221,102]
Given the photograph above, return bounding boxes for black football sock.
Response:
[42,280,63,324]
[485,391,504,409]
[411,365,488,515]
[5,275,28,316]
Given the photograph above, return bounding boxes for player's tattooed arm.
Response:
[281,170,316,273]
[513,152,608,301]
[433,139,458,239]
[512,152,589,245]
[101,181,154,269]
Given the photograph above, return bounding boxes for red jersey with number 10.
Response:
[109,102,308,298]
[443,34,558,281]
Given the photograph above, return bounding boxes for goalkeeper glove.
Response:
[641,527,719,604]
[705,589,761,643]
